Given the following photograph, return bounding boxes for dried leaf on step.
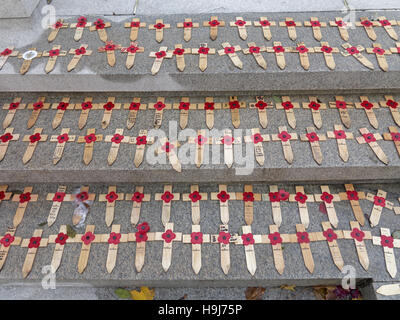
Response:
[179,294,188,300]
[392,230,400,240]
[245,287,266,300]
[130,286,155,300]
[272,96,282,104]
[66,225,76,238]
[313,286,337,300]
[114,288,131,299]
[280,285,296,292]
[38,221,46,227]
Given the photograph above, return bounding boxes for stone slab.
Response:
[0,0,40,18]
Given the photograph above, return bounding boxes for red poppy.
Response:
[336,100,347,109]
[84,133,97,143]
[57,102,69,110]
[398,47,400,54]
[0,233,14,247]
[162,229,176,243]
[311,20,321,27]
[179,102,190,110]
[173,48,185,55]
[54,21,63,29]
[269,192,280,202]
[321,45,333,53]
[127,45,139,54]
[386,100,398,109]
[57,133,69,143]
[235,20,246,26]
[103,101,115,110]
[105,191,119,203]
[0,191,5,200]
[136,136,147,145]
[391,132,400,141]
[321,191,334,204]
[183,21,193,28]
[130,21,140,28]
[242,233,254,246]
[361,20,372,27]
[161,142,174,153]
[273,45,285,53]
[335,20,346,27]
[268,232,282,245]
[198,47,210,54]
[132,192,145,203]
[29,133,41,143]
[224,47,235,54]
[346,190,359,201]
[77,16,87,25]
[154,23,165,29]
[55,232,68,245]
[0,133,13,143]
[278,131,291,142]
[129,102,140,110]
[373,196,386,207]
[229,101,240,109]
[260,19,270,26]
[351,228,365,242]
[278,189,290,201]
[379,19,391,26]
[52,192,66,202]
[242,192,254,202]
[323,229,337,242]
[154,101,166,111]
[76,191,89,201]
[346,47,359,55]
[252,133,263,144]
[296,232,310,244]
[282,101,293,110]
[8,102,20,110]
[189,191,202,202]
[19,192,31,203]
[333,130,346,139]
[81,101,92,110]
[195,135,207,145]
[155,51,166,59]
[135,232,148,242]
[204,102,214,110]
[308,101,320,110]
[33,101,44,110]
[306,132,319,142]
[217,190,230,202]
[218,232,231,244]
[111,133,124,144]
[221,135,234,145]
[295,192,308,204]
[296,45,309,53]
[373,47,385,55]
[77,21,87,28]
[137,222,150,233]
[380,235,394,248]
[94,19,105,29]
[108,232,121,245]
[0,48,12,56]
[362,133,376,143]
[209,20,220,26]
[81,231,95,245]
[28,237,41,249]
[49,49,60,57]
[255,101,267,110]
[161,191,174,203]
[285,20,296,27]
[191,232,203,244]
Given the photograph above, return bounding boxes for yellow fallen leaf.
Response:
[245,287,266,300]
[280,285,296,292]
[130,286,155,300]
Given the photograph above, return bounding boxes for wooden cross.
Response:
[131,222,155,272]
[223,96,246,128]
[230,17,252,40]
[99,186,125,227]
[326,124,354,162]
[18,48,42,75]
[169,44,191,72]
[203,16,225,40]
[27,96,50,129]
[279,17,302,40]
[89,18,111,42]
[356,128,388,164]
[77,128,103,165]
[148,97,172,128]
[173,97,197,129]
[253,17,275,40]
[389,42,400,57]
[198,97,222,129]
[124,18,146,41]
[235,185,261,225]
[210,225,233,274]
[235,225,259,275]
[275,96,300,129]
[289,42,315,70]
[177,18,199,42]
[380,95,400,127]
[243,128,270,166]
[104,225,129,273]
[343,221,371,270]
[42,45,67,73]
[11,186,38,227]
[266,225,285,274]
[329,17,351,41]
[187,129,212,168]
[155,222,182,272]
[155,137,182,172]
[266,41,289,70]
[302,96,327,129]
[98,41,122,67]
[51,97,74,129]
[70,16,92,41]
[0,128,19,161]
[271,126,298,164]
[366,43,391,71]
[78,225,102,273]
[338,184,366,226]
[0,185,12,205]
[149,46,173,75]
[288,186,315,228]
[215,129,242,168]
[22,128,48,164]
[341,43,374,69]
[314,41,339,70]
[329,95,354,128]
[182,225,210,274]
[242,42,267,69]
[210,185,237,224]
[365,189,394,227]
[0,47,19,70]
[263,186,290,227]
[320,222,345,271]
[155,185,180,226]
[249,96,272,128]
[372,227,399,278]
[99,96,121,129]
[120,42,144,69]
[75,97,98,129]
[21,229,48,278]
[218,42,243,69]
[0,227,21,271]
[132,129,154,167]
[49,128,76,165]
[303,17,326,41]
[376,16,398,40]
[191,43,215,72]
[383,126,400,157]
[314,186,341,228]
[48,225,70,272]
[123,97,146,129]
[67,44,92,72]
[300,128,326,164]
[104,128,130,165]
[149,19,170,43]
[125,187,151,226]
[355,96,380,129]
[355,17,378,40]
[47,19,69,42]
[294,224,315,273]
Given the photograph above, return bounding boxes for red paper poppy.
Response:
[129,102,140,110]
[127,45,139,54]
[94,19,105,29]
[391,132,400,141]
[52,192,66,202]
[55,232,68,245]
[81,231,95,245]
[295,192,308,204]
[224,47,235,54]
[191,232,203,244]
[135,232,148,242]
[282,101,293,110]
[350,228,365,242]
[323,229,337,242]
[56,133,69,144]
[296,45,309,53]
[54,21,63,29]
[103,102,115,110]
[1,48,12,56]
[398,47,400,54]
[0,191,4,200]
[0,233,14,247]
[346,47,359,55]
[255,101,267,110]
[155,51,166,59]
[335,100,347,109]
[77,21,87,28]
[296,232,310,244]
[321,191,334,204]
[229,101,240,109]
[33,101,44,110]
[362,133,376,143]
[189,191,202,202]
[154,23,165,29]
[268,232,282,245]
[77,16,87,24]
[132,192,145,203]
[178,102,190,110]
[84,133,97,143]
[75,46,86,55]
[221,135,234,145]
[321,45,333,53]
[161,191,174,203]
[19,192,31,203]
[333,130,346,139]
[285,20,296,27]
[242,192,254,202]
[218,231,231,244]
[373,195,386,207]
[161,142,174,153]
[137,222,150,233]
[278,131,291,142]
[0,133,13,143]
[310,20,321,27]
[308,101,320,110]
[76,191,89,201]
[8,102,20,110]
[198,47,210,54]
[105,191,119,203]
[183,21,193,28]
[260,19,270,26]
[154,101,166,111]
[130,21,140,28]
[380,235,394,248]
[173,48,185,55]
[278,189,290,201]
[57,102,69,110]
[386,100,398,109]
[28,237,41,249]
[249,46,262,55]
[195,135,207,145]
[273,45,285,53]
[136,136,147,145]
[252,133,263,144]
[361,20,372,27]
[204,102,215,110]
[162,229,176,243]
[346,190,359,201]
[29,133,41,143]
[242,233,255,246]
[81,101,92,110]
[373,47,385,55]
[269,192,280,202]
[306,132,319,142]
[379,19,391,26]
[209,20,220,26]
[49,49,60,57]
[335,20,346,27]
[111,133,124,144]
[108,232,121,245]
[235,20,246,26]
[217,190,230,202]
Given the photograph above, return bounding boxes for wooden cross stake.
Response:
[383,126,400,157]
[223,96,246,128]
[18,48,42,75]
[75,97,96,130]
[302,96,327,129]
[326,124,354,162]
[191,43,215,72]
[187,130,211,168]
[314,185,341,228]
[169,44,191,72]
[253,17,275,40]
[104,128,130,165]
[22,128,48,164]
[338,184,366,226]
[177,18,199,42]
[377,16,398,40]
[51,97,74,129]
[0,47,18,70]
[343,221,371,270]
[329,17,351,41]
[155,185,181,226]
[0,128,19,161]
[321,221,345,271]
[46,186,81,226]
[89,18,111,42]
[99,186,125,227]
[99,96,121,129]
[341,43,374,69]
[173,97,196,129]
[290,42,314,70]
[243,128,270,166]
[242,42,267,69]
[329,95,354,128]
[155,222,182,272]
[2,97,25,129]
[295,224,314,273]
[249,96,272,128]
[123,97,146,129]
[50,128,76,165]
[182,225,210,274]
[289,186,315,228]
[77,128,103,165]
[12,186,38,228]
[211,185,237,224]
[78,225,101,273]
[279,17,302,40]
[104,224,129,273]
[210,225,232,274]
[300,127,327,165]
[70,16,92,41]
[389,42,400,57]
[372,227,399,278]
[120,42,144,69]
[42,45,67,73]
[124,18,146,41]
[267,225,285,274]
[271,126,298,164]
[98,41,122,67]
[155,137,182,172]
[149,19,171,43]
[132,129,154,168]
[67,44,92,72]
[235,225,258,275]
[131,226,155,273]
[314,41,339,70]
[235,185,261,225]
[303,17,326,41]
[230,17,252,40]
[218,42,243,69]
[380,95,400,127]
[21,229,48,278]
[47,19,69,42]
[149,46,173,75]
[355,17,378,40]
[275,96,300,128]
[27,96,50,129]
[366,43,391,71]
[49,225,68,272]
[182,185,208,224]
[356,127,388,164]
[215,129,242,168]
[203,16,225,40]
[125,187,151,226]
[198,97,222,129]
[365,189,394,227]
[266,41,288,70]
[263,186,290,227]
[0,227,21,271]
[148,97,172,128]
